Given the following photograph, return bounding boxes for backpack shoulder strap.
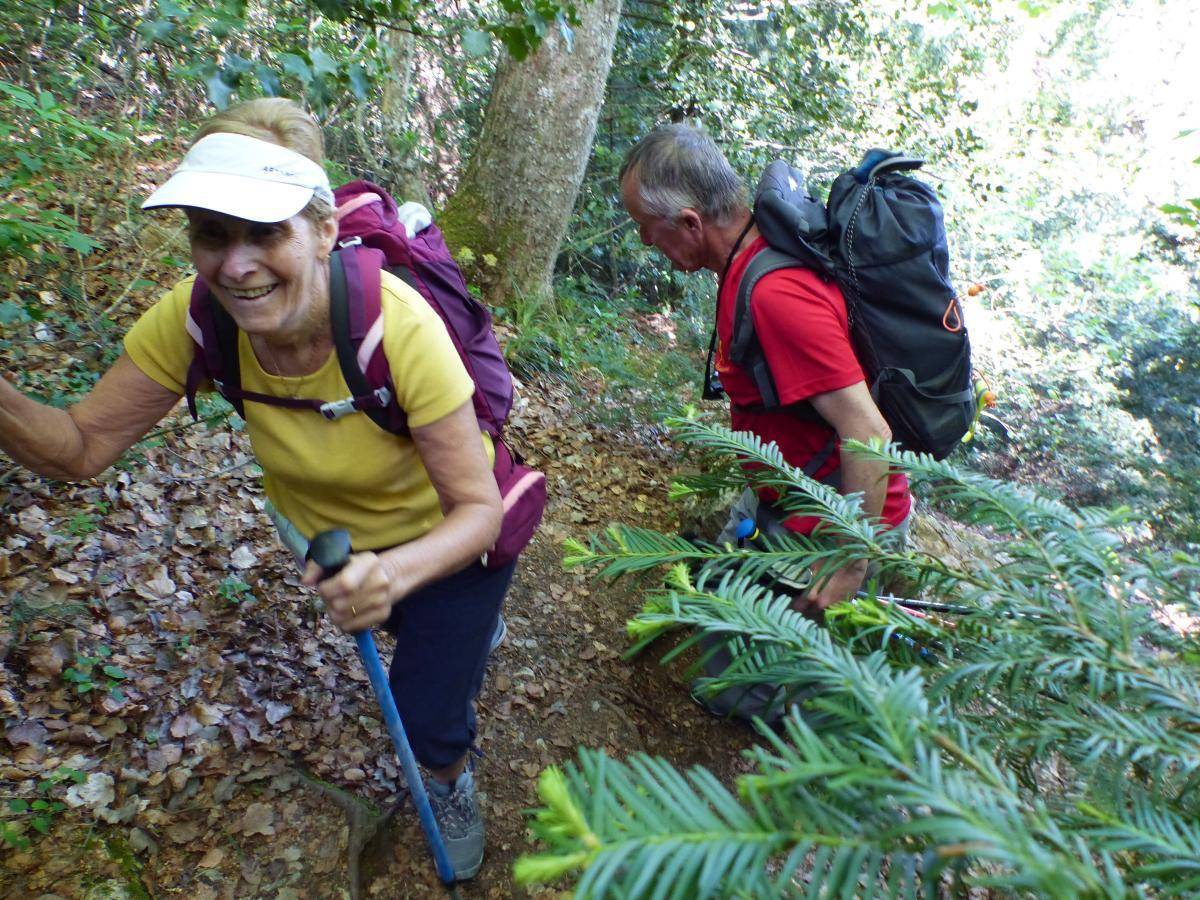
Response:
[728,249,834,429]
[210,291,242,409]
[185,277,245,420]
[329,246,410,435]
[730,247,807,408]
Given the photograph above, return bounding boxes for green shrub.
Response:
[519,417,1200,897]
[0,82,120,263]
[2,767,86,850]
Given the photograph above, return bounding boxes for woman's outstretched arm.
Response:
[0,353,182,481]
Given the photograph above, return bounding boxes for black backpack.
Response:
[720,149,975,461]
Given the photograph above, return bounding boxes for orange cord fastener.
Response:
[942,296,963,332]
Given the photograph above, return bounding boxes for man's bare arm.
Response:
[801,380,893,612]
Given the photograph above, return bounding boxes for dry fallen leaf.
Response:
[128,828,158,856]
[5,721,49,749]
[240,802,276,837]
[17,505,48,535]
[169,712,202,739]
[138,566,177,600]
[64,772,115,812]
[181,509,209,529]
[230,545,259,570]
[194,702,226,726]
[26,643,68,678]
[197,846,225,868]
[50,567,79,584]
[146,743,183,772]
[166,821,202,844]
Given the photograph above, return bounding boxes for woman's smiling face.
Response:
[186,209,337,341]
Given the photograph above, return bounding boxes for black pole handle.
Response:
[308,529,352,579]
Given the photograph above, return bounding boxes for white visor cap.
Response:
[142,132,333,223]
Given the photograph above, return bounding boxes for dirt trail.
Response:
[1,379,753,899]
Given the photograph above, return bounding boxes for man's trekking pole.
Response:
[308,529,459,891]
[863,591,1036,619]
[864,592,975,616]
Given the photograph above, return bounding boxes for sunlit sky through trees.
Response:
[1012,0,1197,209]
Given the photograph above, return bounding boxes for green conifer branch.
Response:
[524,417,1200,895]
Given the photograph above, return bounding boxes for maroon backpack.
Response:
[183,180,545,567]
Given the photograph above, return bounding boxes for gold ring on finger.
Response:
[351,605,357,616]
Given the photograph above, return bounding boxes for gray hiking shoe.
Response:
[426,766,485,880]
[690,634,808,725]
[488,615,507,654]
[692,677,790,723]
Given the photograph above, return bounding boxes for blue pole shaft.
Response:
[354,629,456,886]
[307,530,457,887]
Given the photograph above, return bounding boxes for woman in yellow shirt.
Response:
[0,98,509,881]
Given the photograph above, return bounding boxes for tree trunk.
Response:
[379,28,433,208]
[440,0,623,306]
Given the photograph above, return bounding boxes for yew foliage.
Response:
[519,417,1200,897]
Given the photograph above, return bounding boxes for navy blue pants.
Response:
[381,559,516,770]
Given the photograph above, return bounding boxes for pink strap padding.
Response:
[357,313,385,373]
[501,470,545,514]
[335,192,383,222]
[185,309,205,348]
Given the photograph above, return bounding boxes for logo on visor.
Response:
[262,165,300,178]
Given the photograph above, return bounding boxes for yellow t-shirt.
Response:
[124,272,491,549]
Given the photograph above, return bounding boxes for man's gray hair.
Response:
[620,124,747,227]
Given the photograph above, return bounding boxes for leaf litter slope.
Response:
[0,370,755,898]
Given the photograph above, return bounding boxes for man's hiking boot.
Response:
[488,615,507,654]
[690,633,825,726]
[691,678,790,723]
[426,766,485,880]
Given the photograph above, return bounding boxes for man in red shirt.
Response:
[620,125,912,618]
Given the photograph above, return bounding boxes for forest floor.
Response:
[0,363,774,899]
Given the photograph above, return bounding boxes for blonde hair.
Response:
[192,98,333,223]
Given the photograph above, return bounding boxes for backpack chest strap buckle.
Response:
[319,386,393,421]
[320,397,358,420]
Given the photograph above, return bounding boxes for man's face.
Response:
[621,171,706,272]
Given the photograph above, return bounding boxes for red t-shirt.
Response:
[715,237,911,533]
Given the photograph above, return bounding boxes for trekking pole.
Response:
[308,530,460,893]
[865,592,975,616]
[862,591,1037,620]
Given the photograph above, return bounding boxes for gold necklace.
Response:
[256,338,308,399]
